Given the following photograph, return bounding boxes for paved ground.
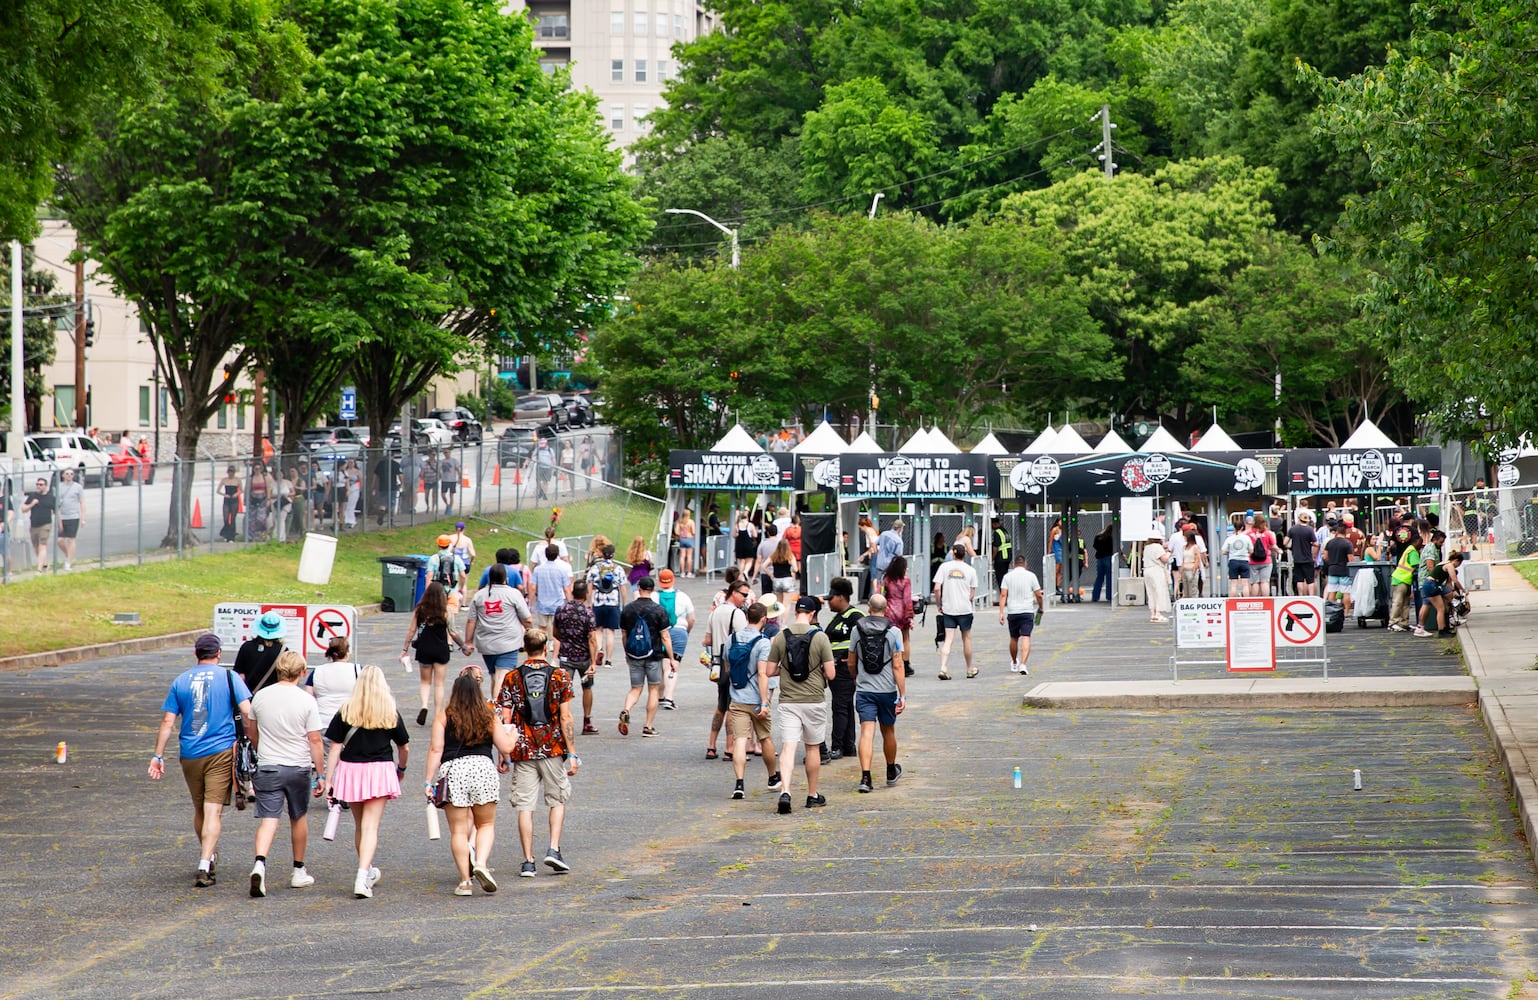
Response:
[1,576,1536,998]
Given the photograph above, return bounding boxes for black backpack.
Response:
[518,661,557,727]
[781,627,820,683]
[434,554,457,587]
[854,616,891,674]
[1249,534,1267,562]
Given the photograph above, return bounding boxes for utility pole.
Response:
[252,369,264,460]
[74,251,86,430]
[1097,104,1117,181]
[8,241,22,458]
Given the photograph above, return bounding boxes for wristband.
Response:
[151,754,163,761]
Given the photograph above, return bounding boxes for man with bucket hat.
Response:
[234,611,288,696]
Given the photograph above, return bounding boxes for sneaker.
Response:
[1437,629,1456,638]
[368,866,381,889]
[1387,623,1408,632]
[805,793,827,808]
[617,709,630,736]
[472,863,499,892]
[1007,662,1019,674]
[1019,663,1030,676]
[777,792,792,815]
[249,862,266,898]
[659,699,676,710]
[732,779,745,800]
[353,872,372,899]
[1412,627,1432,637]
[887,763,904,786]
[207,855,218,881]
[582,719,599,735]
[290,868,315,889]
[519,860,537,878]
[194,868,215,888]
[455,880,474,896]
[642,726,658,737]
[766,772,783,791]
[544,848,570,873]
[858,777,873,794]
[416,707,429,726]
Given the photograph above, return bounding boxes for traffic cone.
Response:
[513,466,522,485]
[492,465,501,486]
[462,475,470,488]
[237,491,244,514]
[190,499,204,529]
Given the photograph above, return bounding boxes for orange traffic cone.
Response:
[237,490,244,514]
[190,499,205,529]
[418,478,425,495]
[513,466,522,485]
[462,475,470,488]
[492,465,501,486]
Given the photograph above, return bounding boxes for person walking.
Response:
[531,438,556,501]
[655,568,695,710]
[879,556,914,666]
[246,461,273,541]
[849,594,906,794]
[246,651,326,897]
[463,563,533,696]
[1143,533,1172,622]
[724,601,780,801]
[586,541,628,667]
[703,579,752,761]
[420,450,439,516]
[495,630,580,877]
[322,665,410,899]
[754,522,779,593]
[402,581,466,727]
[53,468,84,571]
[733,512,758,577]
[990,516,1012,599]
[1091,523,1116,602]
[218,465,241,542]
[932,544,979,679]
[20,475,56,570]
[767,538,799,625]
[147,633,253,887]
[552,579,600,735]
[530,543,574,629]
[424,670,516,895]
[1246,514,1276,597]
[625,535,654,586]
[617,576,672,737]
[998,554,1044,674]
[872,518,904,581]
[449,521,477,588]
[765,596,835,813]
[342,458,362,530]
[822,578,864,762]
[306,637,359,740]
[438,450,461,518]
[676,509,698,577]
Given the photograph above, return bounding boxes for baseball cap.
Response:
[455,521,465,530]
[658,568,675,585]
[194,633,222,658]
[756,594,780,615]
[795,595,822,614]
[436,534,452,548]
[1342,513,1354,525]
[255,610,285,639]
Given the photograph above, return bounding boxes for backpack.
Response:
[519,661,556,728]
[658,589,678,626]
[595,561,618,594]
[623,610,655,658]
[854,616,891,675]
[1249,533,1267,562]
[781,627,820,683]
[727,632,760,690]
[434,554,457,588]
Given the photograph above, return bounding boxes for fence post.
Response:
[136,464,144,566]
[98,466,106,570]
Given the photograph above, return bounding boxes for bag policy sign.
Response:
[667,451,795,491]
[1284,448,1441,495]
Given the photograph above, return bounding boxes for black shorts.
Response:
[1292,562,1316,585]
[940,613,974,632]
[1006,613,1035,638]
[58,518,80,539]
[561,659,594,689]
[716,669,732,713]
[440,481,457,496]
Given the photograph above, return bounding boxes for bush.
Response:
[485,378,519,419]
[456,392,488,422]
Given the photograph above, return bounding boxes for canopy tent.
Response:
[1091,429,1131,454]
[970,432,1008,455]
[1052,425,1092,453]
[792,420,849,455]
[847,431,884,453]
[1139,426,1187,453]
[710,424,763,452]
[1341,419,1397,448]
[897,428,931,453]
[1190,423,1242,452]
[925,427,962,453]
[1022,426,1060,454]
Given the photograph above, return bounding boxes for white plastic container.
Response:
[298,532,338,585]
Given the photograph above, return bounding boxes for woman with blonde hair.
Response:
[423,669,516,896]
[401,582,465,728]
[955,525,978,559]
[768,538,798,625]
[626,535,653,586]
[587,534,611,566]
[322,665,409,899]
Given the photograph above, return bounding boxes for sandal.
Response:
[938,671,951,681]
[966,670,979,679]
[723,752,734,762]
[705,748,719,760]
[642,727,657,737]
[617,709,630,736]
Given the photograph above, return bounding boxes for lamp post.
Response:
[664,208,739,269]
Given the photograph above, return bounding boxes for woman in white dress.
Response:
[1142,534,1172,622]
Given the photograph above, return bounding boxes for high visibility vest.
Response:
[994,528,1012,561]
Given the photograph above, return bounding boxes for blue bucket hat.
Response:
[255,611,285,640]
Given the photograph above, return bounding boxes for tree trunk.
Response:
[161,419,207,550]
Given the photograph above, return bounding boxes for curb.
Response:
[0,603,385,674]
[1021,677,1477,710]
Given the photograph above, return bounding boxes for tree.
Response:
[1313,0,1538,448]
[798,78,941,208]
[0,248,66,431]
[634,135,801,260]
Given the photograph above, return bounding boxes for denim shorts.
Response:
[1227,559,1251,580]
[253,764,313,820]
[855,690,899,726]
[482,650,519,675]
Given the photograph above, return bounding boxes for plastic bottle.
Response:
[322,799,342,841]
[1013,766,1022,790]
[55,741,67,764]
[426,802,441,840]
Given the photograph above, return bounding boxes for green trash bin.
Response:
[379,556,425,613]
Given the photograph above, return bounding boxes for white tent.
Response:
[925,427,962,454]
[1341,419,1397,449]
[1092,429,1132,454]
[1190,423,1242,452]
[1053,425,1092,453]
[847,432,884,453]
[897,428,930,453]
[970,432,1008,455]
[710,424,763,452]
[1022,426,1059,454]
[1139,426,1187,453]
[792,420,849,454]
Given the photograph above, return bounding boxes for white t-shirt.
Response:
[308,661,359,732]
[250,682,321,768]
[932,558,979,615]
[531,539,570,565]
[999,567,1042,614]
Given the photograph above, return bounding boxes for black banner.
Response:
[1283,447,1441,495]
[994,451,1265,499]
[666,451,796,491]
[838,453,992,500]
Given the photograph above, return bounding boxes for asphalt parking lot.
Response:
[0,587,1532,999]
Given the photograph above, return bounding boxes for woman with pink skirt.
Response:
[323,665,410,898]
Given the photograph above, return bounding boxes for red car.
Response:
[109,442,156,484]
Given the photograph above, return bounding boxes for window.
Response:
[657,59,669,81]
[139,386,151,427]
[540,60,566,75]
[610,11,624,34]
[657,11,668,36]
[159,387,169,426]
[536,13,568,39]
[53,386,74,428]
[609,106,625,131]
[235,403,245,430]
[674,14,683,38]
[634,105,650,131]
[216,405,227,430]
[611,58,624,82]
[635,59,647,82]
[635,11,648,36]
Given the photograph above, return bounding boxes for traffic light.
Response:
[222,364,236,404]
[83,319,95,348]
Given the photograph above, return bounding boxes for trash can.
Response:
[378,556,426,613]
[298,532,338,585]
[408,554,431,606]
[1348,560,1393,628]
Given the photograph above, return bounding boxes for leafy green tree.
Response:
[0,248,65,431]
[634,135,801,260]
[1314,0,1538,447]
[798,78,941,208]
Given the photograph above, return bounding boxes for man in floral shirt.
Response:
[495,629,579,877]
[552,580,600,736]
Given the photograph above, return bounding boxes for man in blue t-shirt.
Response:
[149,632,256,888]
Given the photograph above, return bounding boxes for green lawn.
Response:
[0,495,665,659]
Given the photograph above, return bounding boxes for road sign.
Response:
[339,387,357,422]
[308,606,355,647]
[213,602,358,661]
[1276,598,1324,646]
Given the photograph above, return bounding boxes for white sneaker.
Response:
[367,866,381,889]
[353,871,372,899]
[1007,662,1019,673]
[1019,663,1029,676]
[249,862,266,898]
[290,867,315,889]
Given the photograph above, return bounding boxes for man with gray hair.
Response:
[872,519,905,579]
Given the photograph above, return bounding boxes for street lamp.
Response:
[664,208,739,269]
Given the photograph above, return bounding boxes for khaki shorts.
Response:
[180,747,234,806]
[30,524,51,548]
[510,757,571,811]
[728,700,771,742]
[776,701,827,748]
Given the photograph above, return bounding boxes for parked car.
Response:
[108,441,156,484]
[514,392,569,430]
[300,425,371,452]
[427,407,483,442]
[26,432,113,486]
[385,417,454,449]
[0,444,60,492]
[498,425,556,467]
[560,393,594,428]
